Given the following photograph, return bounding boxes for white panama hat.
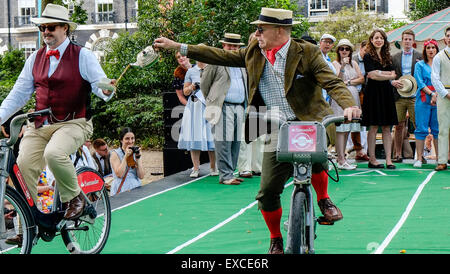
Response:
[31,4,77,31]
[397,75,418,98]
[251,7,301,26]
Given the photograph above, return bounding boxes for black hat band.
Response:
[258,14,293,25]
[223,37,242,44]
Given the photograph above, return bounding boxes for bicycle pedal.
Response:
[317,216,334,225]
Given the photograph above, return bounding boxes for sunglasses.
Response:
[339,47,351,51]
[38,24,62,32]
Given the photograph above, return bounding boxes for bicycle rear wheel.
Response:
[60,168,111,254]
[1,185,36,254]
[285,191,309,254]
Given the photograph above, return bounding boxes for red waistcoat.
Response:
[33,42,91,128]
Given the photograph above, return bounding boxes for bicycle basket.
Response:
[276,121,328,164]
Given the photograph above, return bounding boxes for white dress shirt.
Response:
[0,37,114,124]
[431,46,450,98]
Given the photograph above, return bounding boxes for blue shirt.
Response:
[401,50,413,75]
[224,67,245,104]
[321,52,336,102]
[0,37,113,124]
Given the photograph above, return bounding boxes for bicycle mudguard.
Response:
[76,167,105,194]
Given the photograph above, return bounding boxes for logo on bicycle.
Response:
[288,125,317,152]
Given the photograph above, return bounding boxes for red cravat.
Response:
[46,49,60,60]
[265,40,289,65]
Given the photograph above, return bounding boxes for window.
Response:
[19,41,37,59]
[309,0,329,17]
[359,0,377,12]
[96,0,114,23]
[17,0,36,27]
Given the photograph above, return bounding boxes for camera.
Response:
[194,82,200,90]
[130,146,140,154]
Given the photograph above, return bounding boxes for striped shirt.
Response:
[258,39,297,121]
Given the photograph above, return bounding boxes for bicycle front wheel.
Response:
[1,185,36,254]
[61,185,111,254]
[285,191,308,254]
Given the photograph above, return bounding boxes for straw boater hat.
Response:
[31,4,77,31]
[251,7,301,26]
[397,75,418,98]
[336,39,354,50]
[219,33,245,46]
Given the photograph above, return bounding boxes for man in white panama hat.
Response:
[0,4,115,222]
[154,7,360,254]
[200,33,248,185]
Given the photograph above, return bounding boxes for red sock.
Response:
[261,207,282,239]
[311,170,330,202]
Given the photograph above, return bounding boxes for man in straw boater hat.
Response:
[155,7,360,254]
[200,33,248,185]
[0,4,115,222]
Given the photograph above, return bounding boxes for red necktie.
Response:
[46,49,60,60]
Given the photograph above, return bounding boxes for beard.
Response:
[43,35,57,47]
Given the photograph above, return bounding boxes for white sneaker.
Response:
[190,169,199,178]
[413,160,422,168]
[210,168,219,176]
[337,161,357,170]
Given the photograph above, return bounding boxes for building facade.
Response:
[297,0,409,22]
[0,0,137,59]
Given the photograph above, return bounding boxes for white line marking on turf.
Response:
[374,171,436,254]
[166,180,295,254]
[111,174,209,213]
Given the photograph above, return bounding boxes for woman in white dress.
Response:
[178,60,216,178]
[331,39,365,170]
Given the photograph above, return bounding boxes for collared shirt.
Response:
[258,39,297,121]
[401,50,413,75]
[0,37,113,124]
[321,51,336,102]
[224,67,245,104]
[431,46,450,98]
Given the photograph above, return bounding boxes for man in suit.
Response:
[92,138,112,178]
[201,33,248,186]
[391,29,422,162]
[154,7,360,254]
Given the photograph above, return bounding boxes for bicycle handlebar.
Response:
[5,108,52,147]
[248,112,361,129]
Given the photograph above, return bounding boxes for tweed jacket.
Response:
[392,49,423,99]
[200,65,248,125]
[187,39,355,141]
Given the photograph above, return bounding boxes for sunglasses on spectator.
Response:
[339,47,351,51]
[38,24,62,32]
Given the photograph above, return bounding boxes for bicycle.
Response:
[0,108,111,254]
[258,112,353,254]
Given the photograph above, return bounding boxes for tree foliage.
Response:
[408,0,450,21]
[312,5,401,46]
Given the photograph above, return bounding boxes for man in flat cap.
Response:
[155,7,360,254]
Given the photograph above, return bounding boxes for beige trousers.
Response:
[17,118,93,203]
[437,96,450,165]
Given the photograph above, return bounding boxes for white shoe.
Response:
[337,161,357,170]
[413,160,422,168]
[210,168,219,176]
[190,169,199,178]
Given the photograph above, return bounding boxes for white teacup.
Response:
[97,77,116,92]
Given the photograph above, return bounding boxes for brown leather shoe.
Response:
[318,198,343,222]
[64,192,86,220]
[392,156,403,163]
[435,164,448,171]
[355,154,369,162]
[5,234,22,247]
[220,178,241,185]
[239,171,253,178]
[268,237,284,254]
